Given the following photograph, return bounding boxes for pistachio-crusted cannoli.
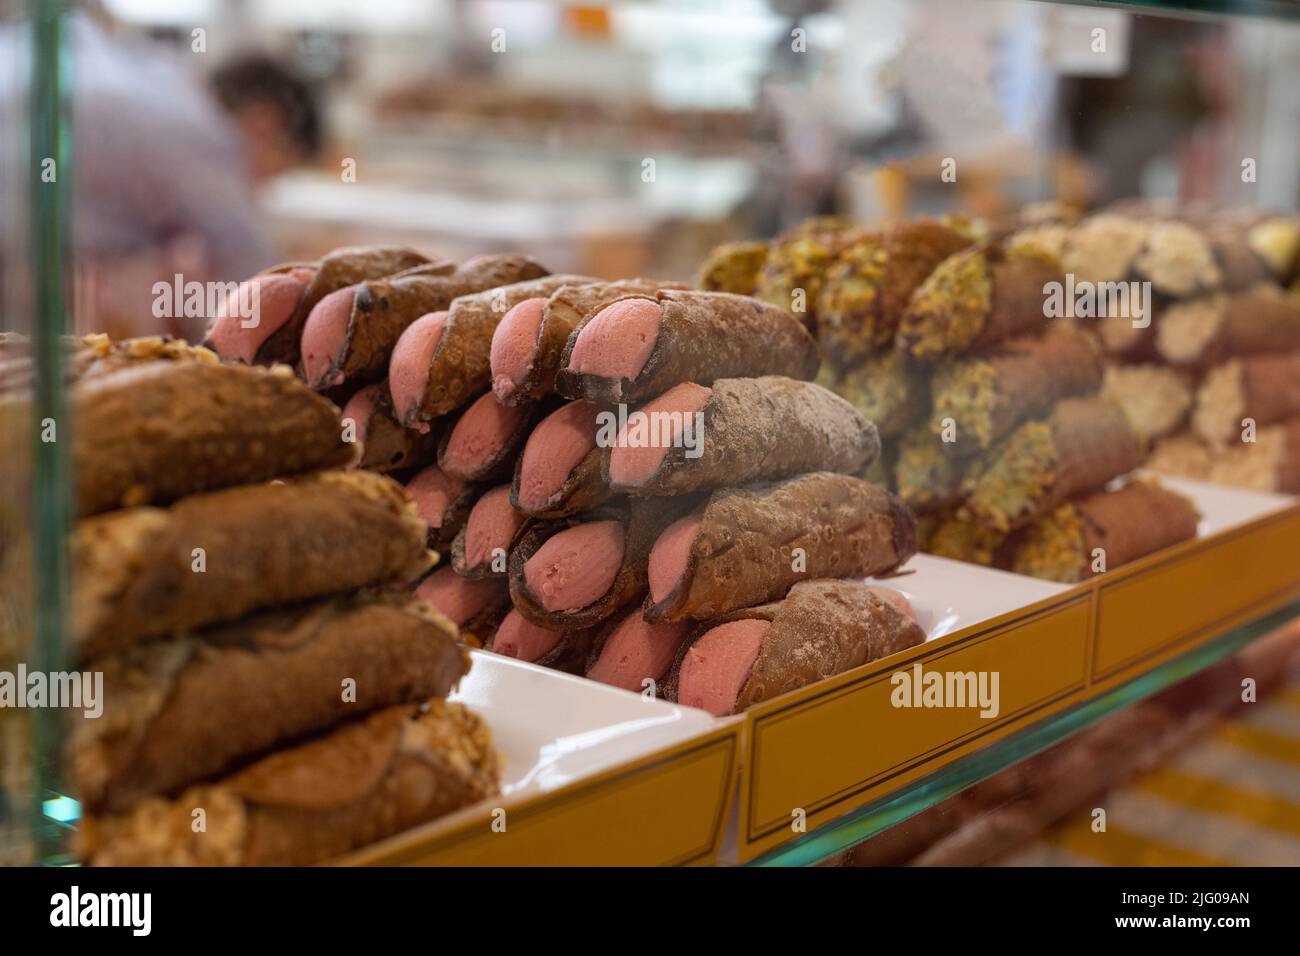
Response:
[1192,353,1300,446]
[697,240,770,296]
[824,349,921,439]
[1204,417,1300,493]
[79,699,499,867]
[922,509,1015,569]
[1155,288,1300,372]
[413,566,511,648]
[661,580,925,715]
[607,376,879,496]
[512,399,612,518]
[491,278,688,406]
[897,240,1061,361]
[68,361,352,516]
[509,497,699,630]
[449,484,531,579]
[962,397,1145,532]
[1010,480,1199,583]
[895,428,970,514]
[205,245,433,366]
[1101,363,1194,443]
[391,274,587,427]
[644,472,916,623]
[71,590,467,812]
[555,289,819,405]
[817,219,972,366]
[339,382,441,472]
[302,256,552,391]
[929,325,1103,456]
[753,219,857,329]
[72,471,430,660]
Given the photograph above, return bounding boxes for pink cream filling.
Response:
[339,384,381,467]
[389,311,449,427]
[523,520,625,612]
[464,485,524,567]
[586,612,691,692]
[207,271,311,362]
[405,464,468,530]
[415,567,504,626]
[490,297,548,400]
[442,392,526,478]
[608,382,711,487]
[492,610,563,663]
[516,400,602,510]
[300,286,357,388]
[647,512,703,605]
[677,619,770,717]
[566,298,663,382]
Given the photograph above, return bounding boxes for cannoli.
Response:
[696,240,770,296]
[662,580,925,716]
[491,278,689,406]
[206,245,433,366]
[817,219,972,366]
[897,240,1062,361]
[450,484,530,578]
[1101,363,1194,443]
[1061,214,1221,299]
[390,273,589,427]
[404,463,477,549]
[436,391,538,482]
[929,325,1103,456]
[895,428,969,514]
[71,589,467,812]
[72,470,430,660]
[301,255,551,390]
[584,608,693,693]
[512,399,612,518]
[922,510,1014,569]
[1202,214,1300,290]
[554,289,819,405]
[753,218,857,329]
[645,472,916,623]
[821,349,922,439]
[1155,288,1300,372]
[486,608,597,673]
[78,699,500,867]
[1204,417,1300,493]
[1145,430,1214,484]
[413,566,510,648]
[1009,480,1199,583]
[607,376,878,496]
[962,397,1145,532]
[1192,353,1300,446]
[509,498,698,630]
[70,361,352,516]
[339,382,440,472]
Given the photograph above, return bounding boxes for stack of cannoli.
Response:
[43,348,502,866]
[302,264,930,715]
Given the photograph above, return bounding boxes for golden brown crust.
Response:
[611,376,879,496]
[79,699,500,866]
[646,472,916,623]
[71,361,352,516]
[70,590,468,813]
[72,471,431,659]
[555,289,820,404]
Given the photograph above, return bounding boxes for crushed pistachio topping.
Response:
[1102,363,1193,443]
[931,358,998,450]
[1012,503,1087,583]
[1154,295,1227,364]
[834,350,912,434]
[926,513,1007,566]
[1191,360,1245,446]
[1006,225,1069,267]
[1248,218,1300,279]
[818,239,890,354]
[900,249,992,358]
[755,236,836,316]
[697,241,769,295]
[963,419,1059,532]
[1134,221,1222,297]
[896,430,963,509]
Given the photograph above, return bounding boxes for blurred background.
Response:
[7,0,1297,340]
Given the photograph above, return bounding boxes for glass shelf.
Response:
[749,597,1300,866]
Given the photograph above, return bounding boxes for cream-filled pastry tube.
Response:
[339,382,441,472]
[663,580,925,716]
[645,472,916,623]
[555,289,819,405]
[450,484,530,578]
[414,566,510,647]
[584,609,693,694]
[486,608,599,673]
[404,463,477,549]
[1192,353,1300,446]
[512,399,612,518]
[436,391,540,482]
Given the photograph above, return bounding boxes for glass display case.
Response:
[4,0,1300,869]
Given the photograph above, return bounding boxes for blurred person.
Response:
[7,10,322,341]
